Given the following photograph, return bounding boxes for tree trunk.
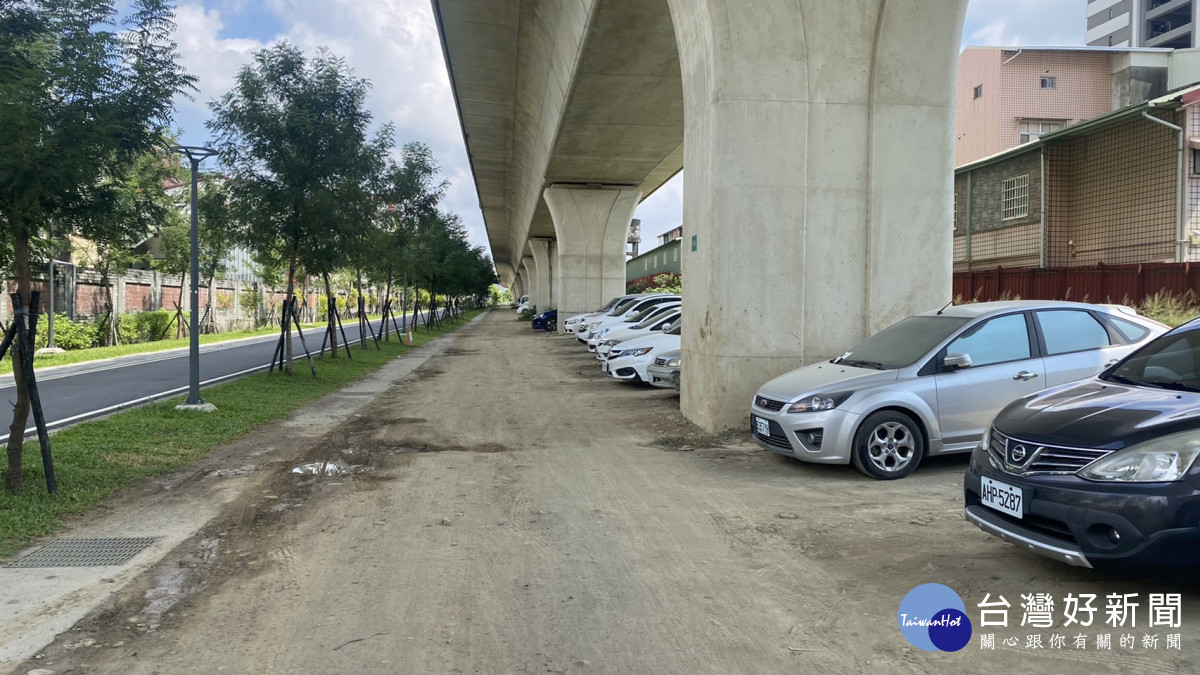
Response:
[283,248,297,375]
[382,272,393,341]
[323,272,338,357]
[205,276,216,334]
[356,268,366,348]
[99,268,115,347]
[6,232,33,491]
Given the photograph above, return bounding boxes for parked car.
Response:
[590,305,680,355]
[750,301,1167,480]
[965,317,1200,571]
[563,295,638,334]
[577,294,680,342]
[515,295,531,313]
[532,309,557,331]
[603,323,682,382]
[648,348,682,390]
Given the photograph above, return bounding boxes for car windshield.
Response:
[836,315,971,370]
[633,306,678,329]
[598,296,622,312]
[1102,326,1200,392]
[624,298,672,317]
[608,297,640,316]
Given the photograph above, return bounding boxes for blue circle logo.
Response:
[898,583,972,652]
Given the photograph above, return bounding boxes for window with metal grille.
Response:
[1019,120,1064,144]
[1002,174,1029,220]
[1041,76,1056,89]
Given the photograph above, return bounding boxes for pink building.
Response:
[956,47,1120,166]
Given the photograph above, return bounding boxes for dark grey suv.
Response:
[965,317,1200,571]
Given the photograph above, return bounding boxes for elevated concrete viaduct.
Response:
[433,0,968,430]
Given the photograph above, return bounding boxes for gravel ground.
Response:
[18,310,1200,674]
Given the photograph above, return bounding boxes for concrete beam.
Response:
[495,260,516,290]
[668,0,966,431]
[544,186,640,323]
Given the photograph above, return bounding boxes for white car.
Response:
[592,306,680,357]
[575,294,668,342]
[602,323,682,382]
[577,294,680,342]
[515,295,531,313]
[563,295,637,334]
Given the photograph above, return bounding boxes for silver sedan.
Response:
[750,301,1168,480]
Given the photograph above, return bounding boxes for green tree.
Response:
[209,43,377,374]
[369,141,445,334]
[0,0,194,491]
[77,144,184,345]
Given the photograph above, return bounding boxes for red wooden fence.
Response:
[953,263,1200,304]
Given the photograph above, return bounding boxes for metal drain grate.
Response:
[6,537,158,568]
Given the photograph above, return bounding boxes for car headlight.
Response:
[979,418,998,453]
[602,339,619,347]
[1078,430,1200,482]
[623,347,652,357]
[786,392,852,414]
[595,328,609,338]
[666,358,681,367]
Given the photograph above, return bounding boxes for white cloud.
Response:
[170,0,489,253]
[634,173,684,247]
[962,0,1086,47]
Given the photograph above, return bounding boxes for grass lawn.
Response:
[0,309,483,558]
[0,319,355,376]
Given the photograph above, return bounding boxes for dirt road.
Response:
[20,311,1200,673]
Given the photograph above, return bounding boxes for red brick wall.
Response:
[125,283,151,312]
[161,285,182,310]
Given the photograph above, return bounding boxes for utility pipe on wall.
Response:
[1142,109,1186,263]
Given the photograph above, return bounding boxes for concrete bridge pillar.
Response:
[667,0,966,430]
[528,238,554,311]
[543,186,641,324]
[549,239,560,309]
[520,255,535,306]
[517,261,530,306]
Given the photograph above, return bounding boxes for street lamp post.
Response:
[173,145,218,410]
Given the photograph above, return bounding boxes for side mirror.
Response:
[662,322,675,331]
[944,353,973,369]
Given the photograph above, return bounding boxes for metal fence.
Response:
[953,262,1200,304]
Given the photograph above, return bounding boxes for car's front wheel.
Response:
[851,411,924,480]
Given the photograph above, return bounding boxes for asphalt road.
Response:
[0,312,432,443]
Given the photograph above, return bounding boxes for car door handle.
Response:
[1013,371,1039,381]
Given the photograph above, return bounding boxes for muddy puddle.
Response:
[290,460,371,477]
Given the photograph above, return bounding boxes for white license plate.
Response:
[980,476,1023,519]
[601,360,609,372]
[753,416,770,436]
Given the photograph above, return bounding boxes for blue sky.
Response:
[167,0,1087,261]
